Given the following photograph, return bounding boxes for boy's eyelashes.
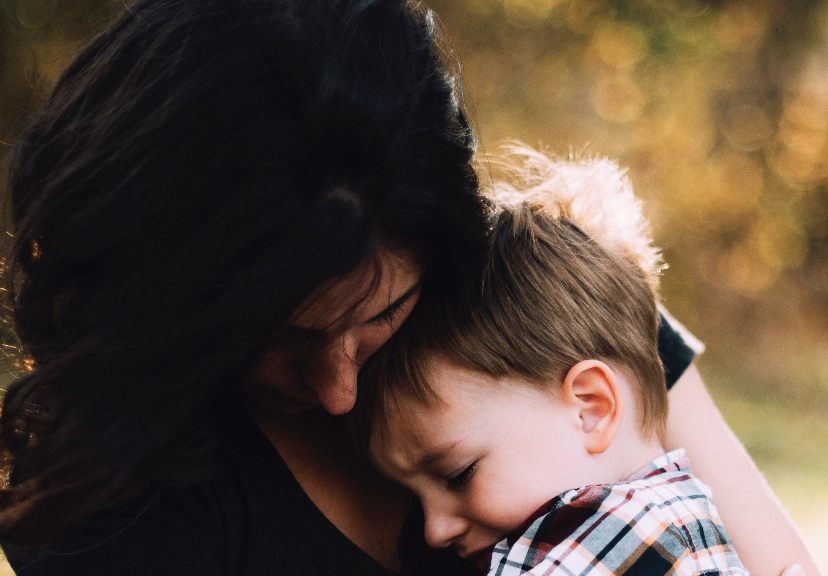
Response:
[446,462,478,491]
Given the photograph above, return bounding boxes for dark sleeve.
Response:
[657,312,698,391]
[4,491,225,576]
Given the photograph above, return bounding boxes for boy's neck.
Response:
[606,432,666,482]
[596,400,666,483]
[595,366,667,483]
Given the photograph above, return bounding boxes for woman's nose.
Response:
[313,331,360,415]
[423,501,468,549]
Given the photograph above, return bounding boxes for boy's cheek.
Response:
[469,477,556,537]
[467,489,533,536]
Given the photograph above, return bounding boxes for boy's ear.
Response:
[562,360,624,455]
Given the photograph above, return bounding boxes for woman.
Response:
[0,0,817,574]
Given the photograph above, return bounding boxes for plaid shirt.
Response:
[488,450,748,576]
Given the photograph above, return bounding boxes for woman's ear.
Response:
[561,360,624,455]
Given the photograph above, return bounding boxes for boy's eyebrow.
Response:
[414,440,462,469]
[365,279,423,323]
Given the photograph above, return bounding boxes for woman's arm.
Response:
[664,364,821,576]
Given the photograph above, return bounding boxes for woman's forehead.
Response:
[289,249,422,332]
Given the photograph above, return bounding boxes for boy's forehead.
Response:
[368,399,443,475]
[371,429,465,477]
[371,395,437,454]
[368,364,517,473]
[377,362,480,439]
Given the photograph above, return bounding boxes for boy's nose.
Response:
[423,502,468,549]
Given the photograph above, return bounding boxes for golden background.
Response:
[1,0,826,571]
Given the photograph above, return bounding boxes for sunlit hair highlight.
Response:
[355,146,667,450]
[484,144,664,289]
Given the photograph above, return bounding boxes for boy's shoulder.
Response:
[488,450,748,576]
[593,448,719,523]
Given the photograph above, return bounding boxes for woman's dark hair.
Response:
[0,0,487,546]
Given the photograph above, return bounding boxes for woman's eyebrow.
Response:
[365,279,423,323]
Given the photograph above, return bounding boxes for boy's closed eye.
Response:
[446,462,478,491]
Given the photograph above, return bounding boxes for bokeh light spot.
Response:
[707,153,763,217]
[591,23,648,71]
[591,74,644,123]
[719,243,777,296]
[753,218,808,271]
[716,2,768,52]
[723,104,774,152]
[502,0,562,27]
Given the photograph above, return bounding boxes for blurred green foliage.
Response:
[0,0,827,567]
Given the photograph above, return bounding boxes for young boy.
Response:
[353,148,748,576]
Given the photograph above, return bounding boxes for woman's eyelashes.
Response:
[370,304,402,328]
[446,463,478,491]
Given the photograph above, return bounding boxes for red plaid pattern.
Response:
[488,450,748,576]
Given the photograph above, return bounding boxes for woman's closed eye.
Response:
[370,304,403,328]
[366,279,422,328]
[446,463,478,491]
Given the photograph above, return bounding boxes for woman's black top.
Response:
[5,315,697,576]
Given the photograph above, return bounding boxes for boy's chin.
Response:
[474,550,493,571]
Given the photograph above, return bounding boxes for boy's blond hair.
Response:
[355,146,667,445]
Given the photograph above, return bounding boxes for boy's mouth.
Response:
[459,547,494,571]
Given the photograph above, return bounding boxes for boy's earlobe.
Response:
[563,360,624,455]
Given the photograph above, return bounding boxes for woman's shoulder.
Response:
[4,410,413,576]
[4,482,231,575]
[3,414,259,575]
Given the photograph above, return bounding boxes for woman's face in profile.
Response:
[250,249,422,415]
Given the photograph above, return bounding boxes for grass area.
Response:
[712,388,828,574]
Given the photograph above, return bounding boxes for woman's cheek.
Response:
[355,323,396,365]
